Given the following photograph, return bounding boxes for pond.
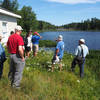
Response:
[40,31,100,53]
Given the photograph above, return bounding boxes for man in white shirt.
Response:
[71,39,89,78]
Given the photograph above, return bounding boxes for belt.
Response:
[10,53,16,55]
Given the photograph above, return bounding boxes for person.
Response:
[71,39,89,78]
[24,30,32,57]
[10,31,14,35]
[0,35,6,79]
[51,35,64,72]
[31,32,42,57]
[7,25,25,89]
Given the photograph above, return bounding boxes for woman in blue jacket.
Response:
[0,35,6,79]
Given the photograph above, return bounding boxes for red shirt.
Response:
[7,33,24,54]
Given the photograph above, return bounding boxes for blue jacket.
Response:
[31,35,40,44]
[0,43,6,62]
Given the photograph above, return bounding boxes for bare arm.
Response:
[36,33,42,39]
[55,49,59,56]
[18,46,24,61]
[40,36,42,39]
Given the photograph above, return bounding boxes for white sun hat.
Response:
[15,25,23,31]
[79,38,85,43]
[58,35,63,41]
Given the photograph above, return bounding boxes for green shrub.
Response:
[39,40,56,47]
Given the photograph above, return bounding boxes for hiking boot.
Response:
[12,84,21,89]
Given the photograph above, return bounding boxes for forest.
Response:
[59,18,100,31]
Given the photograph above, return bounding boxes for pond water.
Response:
[40,31,100,53]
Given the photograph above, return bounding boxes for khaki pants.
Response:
[8,54,25,87]
[33,44,39,52]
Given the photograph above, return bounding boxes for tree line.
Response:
[59,18,100,31]
[0,0,57,32]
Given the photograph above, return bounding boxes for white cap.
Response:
[58,35,63,41]
[15,25,23,31]
[79,38,85,43]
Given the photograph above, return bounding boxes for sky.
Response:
[18,0,100,26]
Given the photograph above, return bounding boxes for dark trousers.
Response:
[0,62,4,77]
[71,57,85,78]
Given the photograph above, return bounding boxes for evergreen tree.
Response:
[1,0,18,12]
[1,0,11,10]
[11,0,19,13]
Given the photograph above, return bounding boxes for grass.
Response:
[0,49,100,100]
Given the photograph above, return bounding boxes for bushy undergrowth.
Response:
[39,40,56,47]
[0,49,100,100]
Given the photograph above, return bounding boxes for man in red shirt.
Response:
[7,25,25,89]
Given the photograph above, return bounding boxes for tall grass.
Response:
[0,49,100,100]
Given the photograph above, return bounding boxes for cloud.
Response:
[46,0,100,4]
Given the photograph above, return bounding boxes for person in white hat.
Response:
[15,25,23,31]
[71,38,89,78]
[7,25,25,89]
[51,35,64,72]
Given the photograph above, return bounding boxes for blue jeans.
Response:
[0,62,4,77]
[71,57,85,78]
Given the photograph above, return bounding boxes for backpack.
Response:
[75,45,84,64]
[24,37,28,47]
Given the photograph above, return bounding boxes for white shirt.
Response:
[27,36,32,47]
[75,44,89,57]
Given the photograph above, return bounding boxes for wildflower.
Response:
[26,67,30,71]
[77,80,80,83]
[48,65,52,68]
[71,55,73,58]
[62,64,65,66]
[37,63,40,66]
[48,69,51,72]
[46,61,51,64]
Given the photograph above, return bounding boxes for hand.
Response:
[55,55,57,58]
[21,57,25,61]
[40,36,42,39]
[54,55,58,60]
